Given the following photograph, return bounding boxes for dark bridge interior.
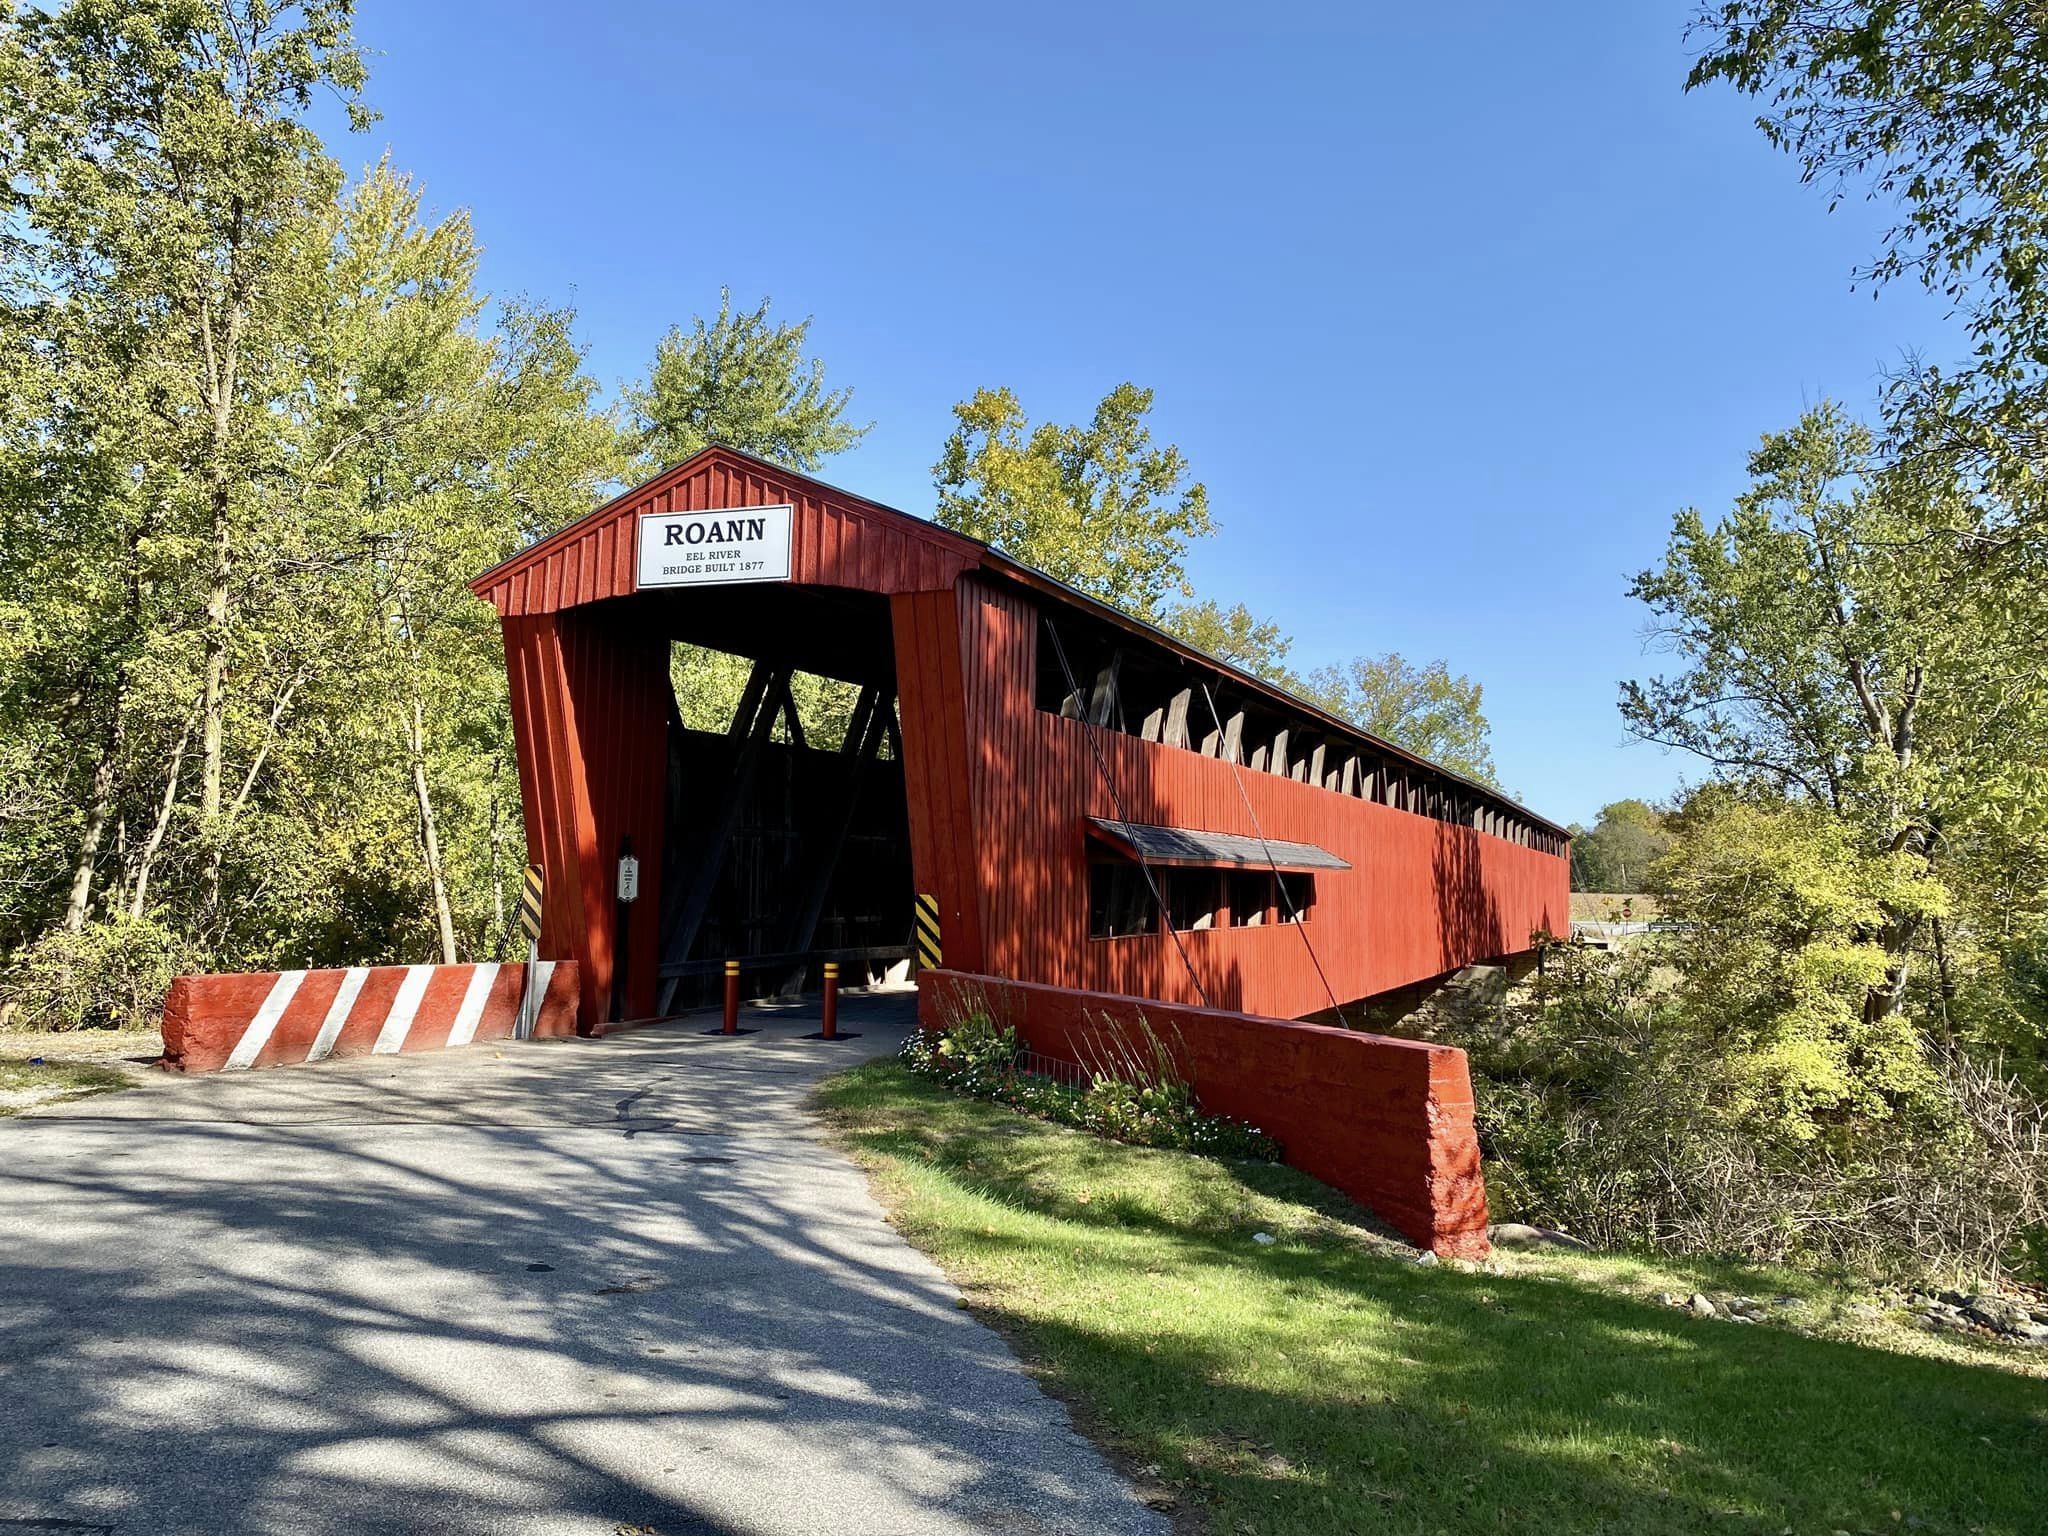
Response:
[634,583,914,1017]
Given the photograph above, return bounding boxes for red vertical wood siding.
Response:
[501,615,588,982]
[477,447,1572,1026]
[475,449,977,619]
[499,609,668,1026]
[890,588,987,972]
[955,577,1569,1018]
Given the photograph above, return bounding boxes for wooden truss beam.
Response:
[773,685,895,995]
[655,659,786,1016]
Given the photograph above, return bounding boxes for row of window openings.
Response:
[1089,860,1315,942]
[1038,628,1565,860]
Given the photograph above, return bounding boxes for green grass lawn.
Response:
[818,1062,2048,1536]
[0,1054,134,1116]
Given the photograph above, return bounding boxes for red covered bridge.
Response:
[469,446,1571,1253]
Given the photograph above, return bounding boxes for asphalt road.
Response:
[1,994,1167,1536]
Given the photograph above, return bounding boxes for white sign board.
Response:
[616,854,640,903]
[637,505,793,589]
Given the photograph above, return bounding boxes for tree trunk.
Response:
[109,817,129,916]
[487,783,508,961]
[196,445,235,926]
[63,703,124,932]
[409,692,459,965]
[196,279,245,830]
[1865,907,1923,1023]
[1862,810,1936,1024]
[1930,915,1957,1043]
[203,670,298,923]
[128,705,197,920]
[199,481,230,823]
[1867,961,1912,1022]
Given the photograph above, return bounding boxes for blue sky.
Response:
[322,1,1958,826]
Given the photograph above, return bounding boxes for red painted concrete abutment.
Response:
[918,970,1490,1258]
[161,961,580,1073]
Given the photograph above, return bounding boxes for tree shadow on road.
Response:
[1,997,1158,1535]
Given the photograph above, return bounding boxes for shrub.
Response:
[1465,938,2047,1282]
[3,912,193,1032]
[1423,787,2048,1283]
[900,1006,1280,1162]
[901,1005,1020,1095]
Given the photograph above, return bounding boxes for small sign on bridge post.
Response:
[611,840,638,1025]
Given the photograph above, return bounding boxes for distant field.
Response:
[1570,892,1661,922]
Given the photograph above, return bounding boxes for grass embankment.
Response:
[0,1029,152,1116]
[818,1062,2048,1536]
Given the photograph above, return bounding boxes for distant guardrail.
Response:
[1570,920,1690,946]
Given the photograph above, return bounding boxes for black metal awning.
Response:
[1086,817,1351,873]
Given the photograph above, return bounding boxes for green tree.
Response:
[626,288,868,472]
[283,167,622,962]
[0,5,629,1002]
[1570,799,1673,892]
[0,0,370,926]
[1300,653,1498,785]
[1688,3,2048,387]
[1686,2,2048,504]
[1656,788,1941,1139]
[1459,790,2043,1273]
[1159,599,1298,686]
[933,383,1213,621]
[1623,402,2048,1022]
[0,215,167,943]
[1682,6,2048,1100]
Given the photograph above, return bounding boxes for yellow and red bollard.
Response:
[721,958,740,1035]
[804,958,859,1041]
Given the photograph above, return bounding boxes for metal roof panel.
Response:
[1087,817,1352,872]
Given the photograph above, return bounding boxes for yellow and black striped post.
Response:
[515,864,545,1040]
[914,893,943,972]
[518,863,545,946]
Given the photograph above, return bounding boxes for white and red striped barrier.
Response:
[160,961,580,1074]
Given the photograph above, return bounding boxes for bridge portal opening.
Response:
[648,582,914,1018]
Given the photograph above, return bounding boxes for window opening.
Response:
[1088,857,1158,940]
[1226,869,1271,927]
[1278,872,1316,923]
[1163,869,1223,933]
